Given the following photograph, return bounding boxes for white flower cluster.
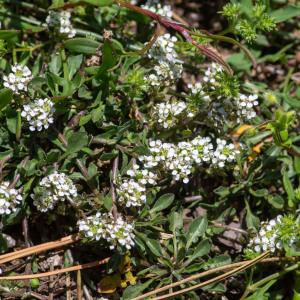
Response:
[46,11,76,38]
[3,64,32,94]
[117,179,146,208]
[117,164,157,207]
[188,82,210,102]
[248,215,300,254]
[126,164,157,185]
[187,64,259,124]
[139,136,234,183]
[0,182,22,215]
[148,33,178,62]
[32,172,77,212]
[142,0,173,19]
[78,212,135,250]
[145,33,183,87]
[211,139,240,168]
[151,100,194,129]
[235,94,259,122]
[146,61,183,87]
[21,98,55,132]
[203,63,223,87]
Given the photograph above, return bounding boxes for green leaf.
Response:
[30,278,40,289]
[202,282,226,293]
[202,255,231,270]
[295,157,300,175]
[96,40,117,77]
[214,186,230,198]
[227,53,251,72]
[64,38,99,54]
[0,30,19,40]
[244,280,276,300]
[169,211,183,232]
[245,200,259,230]
[67,55,83,79]
[283,94,300,109]
[107,253,122,274]
[249,188,268,198]
[66,132,89,154]
[100,151,119,161]
[49,53,62,74]
[271,6,300,23]
[151,193,175,213]
[186,216,208,249]
[186,239,211,264]
[6,109,18,134]
[50,0,113,8]
[283,170,295,207]
[0,88,13,111]
[80,0,113,6]
[0,234,8,254]
[122,279,155,300]
[145,239,162,257]
[268,195,284,209]
[103,194,113,211]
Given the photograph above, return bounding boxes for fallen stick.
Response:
[0,257,109,280]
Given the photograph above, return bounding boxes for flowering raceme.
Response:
[247,215,300,254]
[0,182,23,215]
[211,139,240,168]
[32,172,77,212]
[139,136,237,183]
[21,98,55,132]
[145,33,183,87]
[142,0,173,19]
[3,64,32,94]
[148,62,259,131]
[45,10,76,38]
[116,164,157,208]
[151,100,191,129]
[78,212,135,250]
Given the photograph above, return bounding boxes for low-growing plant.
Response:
[1,0,300,299]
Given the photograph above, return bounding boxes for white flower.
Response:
[211,139,239,168]
[126,164,157,185]
[3,64,32,94]
[117,164,157,207]
[188,82,210,102]
[203,63,223,87]
[145,60,183,87]
[247,214,300,255]
[148,33,178,62]
[46,10,76,38]
[145,33,182,87]
[140,136,214,183]
[151,100,188,129]
[0,182,22,215]
[117,178,147,207]
[21,98,55,132]
[142,0,173,19]
[32,172,77,212]
[248,216,282,254]
[78,213,135,250]
[235,94,259,122]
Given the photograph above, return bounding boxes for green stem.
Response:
[190,31,256,68]
[241,262,300,299]
[61,49,69,80]
[293,269,300,300]
[3,0,47,13]
[0,11,42,26]
[282,67,294,94]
